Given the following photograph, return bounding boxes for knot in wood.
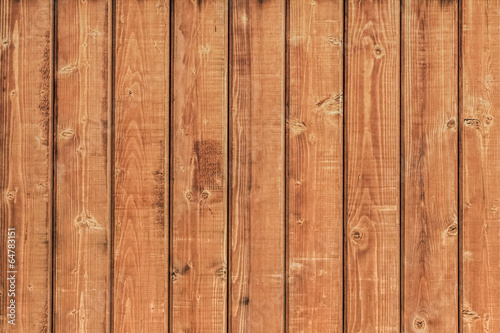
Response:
[414,317,426,329]
[351,230,362,241]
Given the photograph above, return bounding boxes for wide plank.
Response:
[0,0,53,331]
[287,0,343,331]
[113,0,169,331]
[461,0,500,330]
[402,0,459,331]
[345,0,400,331]
[170,0,228,331]
[54,0,111,331]
[229,0,286,331]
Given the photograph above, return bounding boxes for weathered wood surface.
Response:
[54,0,111,331]
[461,0,500,331]
[229,0,286,331]
[3,1,500,332]
[402,0,459,331]
[0,0,53,331]
[287,0,343,331]
[346,0,400,331]
[113,0,169,331]
[171,0,228,331]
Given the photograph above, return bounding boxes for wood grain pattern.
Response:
[461,0,500,330]
[346,0,400,331]
[54,0,111,331]
[171,0,227,331]
[402,0,459,331]
[287,0,343,331]
[0,0,53,331]
[113,0,169,331]
[5,3,500,331]
[229,0,285,331]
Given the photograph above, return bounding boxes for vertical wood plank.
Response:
[171,0,228,331]
[0,0,53,331]
[54,0,111,331]
[287,0,343,331]
[461,0,500,330]
[113,0,169,331]
[346,0,400,331]
[402,0,459,331]
[229,0,285,331]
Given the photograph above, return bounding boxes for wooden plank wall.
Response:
[287,0,343,331]
[113,0,169,331]
[171,0,227,330]
[230,0,285,331]
[2,0,500,332]
[346,0,400,331]
[461,0,500,331]
[1,0,53,331]
[54,0,111,331]
[403,1,459,331]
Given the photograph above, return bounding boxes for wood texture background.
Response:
[0,0,498,332]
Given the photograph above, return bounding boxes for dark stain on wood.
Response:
[191,140,223,202]
[153,168,165,235]
[38,31,51,150]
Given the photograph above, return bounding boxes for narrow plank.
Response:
[402,0,459,331]
[171,0,227,331]
[53,0,111,331]
[113,0,169,331]
[345,0,400,331]
[461,0,500,330]
[229,0,285,331]
[287,0,343,331]
[0,0,53,331]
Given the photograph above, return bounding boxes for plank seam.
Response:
[50,0,57,330]
[227,0,232,331]
[342,0,348,331]
[400,0,404,331]
[284,0,289,332]
[168,0,175,331]
[169,0,172,330]
[109,0,116,331]
[457,0,463,331]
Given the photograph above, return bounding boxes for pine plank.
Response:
[287,0,343,331]
[54,0,111,331]
[170,0,228,331]
[345,0,400,331]
[0,0,53,331]
[402,0,459,331]
[229,0,285,331]
[113,0,169,331]
[461,0,500,330]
